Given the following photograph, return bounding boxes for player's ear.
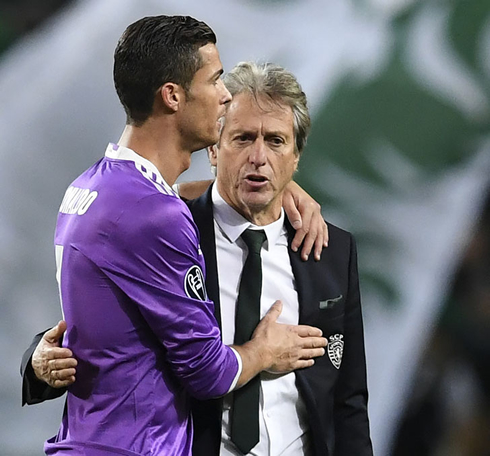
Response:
[159,83,182,112]
[208,145,218,166]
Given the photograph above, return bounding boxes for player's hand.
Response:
[32,320,77,388]
[252,301,327,373]
[282,181,328,261]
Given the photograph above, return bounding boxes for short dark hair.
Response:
[114,15,216,125]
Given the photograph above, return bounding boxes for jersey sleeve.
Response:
[87,193,239,400]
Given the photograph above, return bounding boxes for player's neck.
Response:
[118,122,191,186]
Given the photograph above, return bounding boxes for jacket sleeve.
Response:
[333,234,373,455]
[21,330,67,405]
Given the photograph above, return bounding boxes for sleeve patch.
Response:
[184,265,207,301]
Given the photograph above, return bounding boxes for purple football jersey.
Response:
[45,144,239,456]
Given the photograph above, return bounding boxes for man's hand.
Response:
[282,181,328,261]
[252,301,327,373]
[233,301,327,387]
[32,320,77,388]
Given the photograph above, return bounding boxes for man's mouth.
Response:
[247,176,266,182]
[244,174,268,188]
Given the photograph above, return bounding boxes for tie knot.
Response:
[241,229,266,255]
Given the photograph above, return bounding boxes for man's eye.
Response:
[235,135,251,142]
[269,137,284,145]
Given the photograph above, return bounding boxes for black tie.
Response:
[230,229,267,454]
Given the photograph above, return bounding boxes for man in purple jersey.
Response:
[27,15,328,456]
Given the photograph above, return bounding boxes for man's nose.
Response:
[249,141,267,167]
[219,79,232,104]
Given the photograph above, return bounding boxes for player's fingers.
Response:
[291,228,307,254]
[291,359,315,369]
[296,205,314,258]
[283,193,302,233]
[294,334,328,349]
[323,220,329,247]
[299,336,328,350]
[294,325,323,338]
[313,218,328,261]
[300,227,317,262]
[299,347,326,359]
[262,300,283,323]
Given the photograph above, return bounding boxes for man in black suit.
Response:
[22,62,372,455]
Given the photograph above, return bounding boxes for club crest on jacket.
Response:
[328,334,344,369]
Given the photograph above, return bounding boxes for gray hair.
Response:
[222,61,311,155]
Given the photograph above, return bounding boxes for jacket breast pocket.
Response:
[312,295,345,336]
[318,294,345,320]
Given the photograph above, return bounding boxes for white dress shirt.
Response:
[211,185,312,456]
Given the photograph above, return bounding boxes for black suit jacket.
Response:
[21,187,372,456]
[187,188,372,456]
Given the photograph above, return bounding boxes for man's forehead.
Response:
[223,92,294,131]
[194,43,223,76]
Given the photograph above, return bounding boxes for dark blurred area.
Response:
[393,189,490,456]
[0,0,74,54]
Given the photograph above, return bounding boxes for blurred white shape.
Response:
[406,2,490,121]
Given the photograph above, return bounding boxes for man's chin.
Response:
[241,194,271,212]
[206,131,220,149]
[192,134,219,153]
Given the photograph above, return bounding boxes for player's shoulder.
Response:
[136,192,191,224]
[117,192,196,240]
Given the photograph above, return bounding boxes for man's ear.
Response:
[159,83,182,112]
[293,153,300,174]
[208,145,219,166]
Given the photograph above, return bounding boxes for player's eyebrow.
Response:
[210,68,224,80]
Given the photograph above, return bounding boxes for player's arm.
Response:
[28,305,327,395]
[95,195,326,399]
[25,200,327,399]
[177,180,328,261]
[176,180,214,201]
[233,301,326,388]
[282,181,329,261]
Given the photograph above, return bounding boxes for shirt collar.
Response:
[105,143,176,196]
[211,183,286,248]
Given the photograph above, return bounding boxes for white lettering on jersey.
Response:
[59,186,98,215]
[55,244,65,319]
